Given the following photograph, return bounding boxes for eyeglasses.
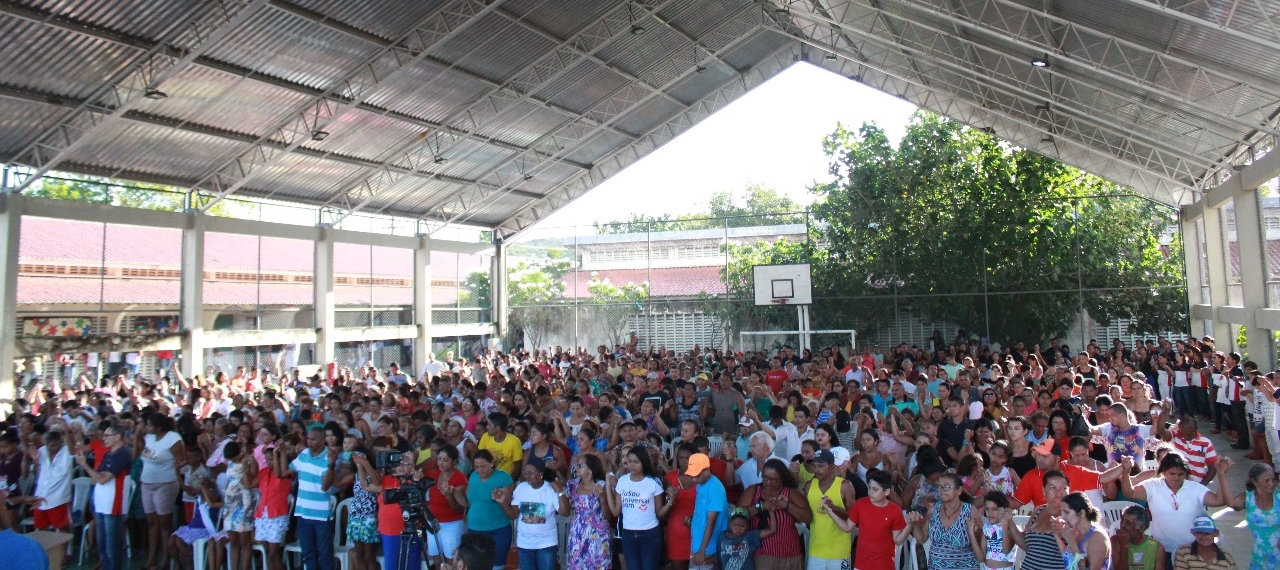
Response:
[938,484,957,491]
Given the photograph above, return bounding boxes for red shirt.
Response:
[427,470,468,523]
[1014,464,1102,507]
[256,465,292,519]
[848,497,907,570]
[377,475,407,535]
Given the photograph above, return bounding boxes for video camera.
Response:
[375,450,402,471]
[383,476,436,531]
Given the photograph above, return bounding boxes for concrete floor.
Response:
[1200,430,1266,565]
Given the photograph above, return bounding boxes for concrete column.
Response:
[1234,189,1274,370]
[492,239,508,348]
[179,215,205,378]
[1181,213,1206,338]
[413,236,432,378]
[1201,204,1233,347]
[314,229,335,373]
[0,194,24,404]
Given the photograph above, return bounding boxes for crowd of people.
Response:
[2,333,1279,570]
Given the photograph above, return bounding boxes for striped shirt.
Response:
[1171,434,1217,481]
[290,449,332,521]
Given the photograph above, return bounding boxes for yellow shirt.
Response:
[478,432,524,477]
[806,477,851,559]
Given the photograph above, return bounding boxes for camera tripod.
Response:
[398,508,448,570]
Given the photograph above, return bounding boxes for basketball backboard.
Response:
[752,263,813,306]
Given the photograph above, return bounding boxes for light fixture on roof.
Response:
[434,155,448,164]
[1030,56,1050,68]
[143,88,167,100]
[310,130,329,141]
[523,174,534,181]
[695,64,707,73]
[627,2,645,35]
[1041,136,1054,143]
[1035,102,1051,112]
[1233,164,1248,172]
[824,52,838,60]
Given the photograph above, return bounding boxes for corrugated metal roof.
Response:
[2,0,1276,235]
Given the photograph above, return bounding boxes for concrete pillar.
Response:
[179,215,205,378]
[412,236,432,378]
[492,239,508,349]
[0,194,24,404]
[1201,204,1233,347]
[1234,189,1274,370]
[314,229,335,373]
[1180,214,1206,338]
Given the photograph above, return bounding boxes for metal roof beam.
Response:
[320,0,687,226]
[0,0,592,174]
[494,6,688,108]
[269,0,638,142]
[758,15,1189,202]
[191,0,506,212]
[0,85,541,201]
[784,2,1226,185]
[5,0,272,193]
[496,42,803,238]
[419,3,766,230]
[884,0,1280,140]
[1115,0,1280,53]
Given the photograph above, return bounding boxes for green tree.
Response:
[584,277,649,347]
[28,174,238,215]
[786,113,1187,344]
[595,185,806,234]
[464,257,571,350]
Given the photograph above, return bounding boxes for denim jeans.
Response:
[620,526,664,570]
[477,525,513,570]
[381,533,425,570]
[296,517,335,570]
[95,513,125,570]
[517,545,557,570]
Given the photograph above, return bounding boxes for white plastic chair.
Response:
[190,503,224,570]
[708,435,723,457]
[1099,500,1140,529]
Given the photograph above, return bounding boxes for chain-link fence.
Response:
[506,200,1189,355]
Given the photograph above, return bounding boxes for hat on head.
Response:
[685,453,711,476]
[811,449,835,464]
[1031,439,1060,457]
[449,416,466,429]
[831,447,851,465]
[1190,515,1217,533]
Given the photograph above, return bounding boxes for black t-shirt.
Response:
[937,417,971,451]
[1008,448,1037,478]
[641,389,670,412]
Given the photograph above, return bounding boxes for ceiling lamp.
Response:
[434,156,448,164]
[144,88,167,100]
[310,130,329,141]
[695,65,707,73]
[1035,102,1051,112]
[1041,136,1054,143]
[1030,56,1049,68]
[825,53,838,60]
[627,3,645,35]
[523,174,535,181]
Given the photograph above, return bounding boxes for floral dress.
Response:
[1245,489,1280,570]
[566,478,611,570]
[348,475,379,544]
[222,462,255,533]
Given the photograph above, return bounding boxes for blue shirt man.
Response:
[688,453,730,564]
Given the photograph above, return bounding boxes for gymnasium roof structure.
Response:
[2,0,1278,239]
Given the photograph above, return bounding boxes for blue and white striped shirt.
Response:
[290,449,331,521]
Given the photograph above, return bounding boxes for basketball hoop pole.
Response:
[797,304,810,353]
